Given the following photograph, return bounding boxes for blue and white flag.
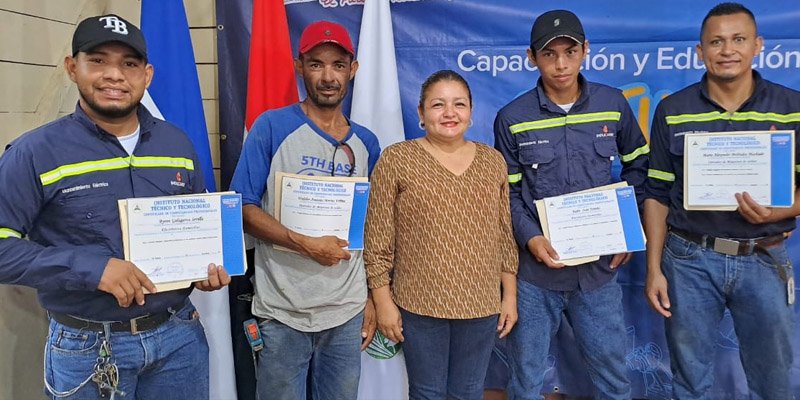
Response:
[140,2,236,400]
[140,1,216,192]
[351,2,409,399]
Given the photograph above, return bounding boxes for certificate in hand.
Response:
[118,192,246,292]
[535,183,645,266]
[684,130,795,211]
[274,173,370,250]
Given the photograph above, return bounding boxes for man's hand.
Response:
[609,252,632,269]
[526,236,565,268]
[497,294,517,338]
[360,296,377,351]
[98,258,156,307]
[298,235,351,266]
[645,269,672,318]
[195,264,232,291]
[736,192,777,224]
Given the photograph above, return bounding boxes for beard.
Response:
[79,91,139,119]
[304,81,347,109]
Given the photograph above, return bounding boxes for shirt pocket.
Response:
[519,144,557,198]
[669,133,685,157]
[591,139,619,186]
[56,192,119,247]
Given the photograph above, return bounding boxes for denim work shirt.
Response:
[0,104,205,320]
[646,71,800,239]
[495,75,649,291]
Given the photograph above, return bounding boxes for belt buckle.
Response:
[129,314,149,335]
[713,237,740,255]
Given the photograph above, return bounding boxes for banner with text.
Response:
[217,1,800,398]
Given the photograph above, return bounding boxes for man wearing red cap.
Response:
[230,20,380,399]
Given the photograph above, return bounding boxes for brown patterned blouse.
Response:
[364,140,518,319]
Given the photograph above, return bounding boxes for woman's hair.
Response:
[418,69,473,109]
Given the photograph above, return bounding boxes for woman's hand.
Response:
[372,286,404,343]
[497,294,518,338]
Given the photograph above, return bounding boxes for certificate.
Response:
[118,192,246,291]
[536,183,645,266]
[274,173,370,250]
[684,130,795,211]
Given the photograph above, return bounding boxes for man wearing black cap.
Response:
[230,20,380,399]
[0,14,229,399]
[494,9,649,399]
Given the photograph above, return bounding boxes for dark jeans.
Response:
[400,308,498,400]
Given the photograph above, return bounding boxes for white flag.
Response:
[351,0,406,150]
[352,1,409,399]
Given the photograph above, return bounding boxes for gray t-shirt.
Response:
[231,104,381,332]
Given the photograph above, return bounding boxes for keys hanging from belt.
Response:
[92,339,125,398]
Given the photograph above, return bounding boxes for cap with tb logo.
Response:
[72,14,147,59]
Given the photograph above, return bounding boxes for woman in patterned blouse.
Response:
[364,70,519,400]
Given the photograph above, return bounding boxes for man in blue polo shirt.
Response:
[494,9,649,400]
[645,3,799,399]
[0,15,229,399]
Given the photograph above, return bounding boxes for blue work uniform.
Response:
[0,104,204,321]
[495,75,648,399]
[494,75,649,291]
[645,71,799,400]
[647,71,800,238]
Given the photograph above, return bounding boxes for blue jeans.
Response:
[507,278,630,400]
[44,301,209,400]
[399,308,498,400]
[256,311,363,400]
[662,232,795,400]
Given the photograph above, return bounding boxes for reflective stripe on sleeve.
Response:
[0,228,22,239]
[648,169,675,182]
[620,144,650,163]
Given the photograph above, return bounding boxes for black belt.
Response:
[50,310,172,335]
[669,227,784,256]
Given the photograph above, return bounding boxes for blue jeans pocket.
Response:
[753,244,791,271]
[664,233,701,260]
[50,328,100,355]
[45,323,103,398]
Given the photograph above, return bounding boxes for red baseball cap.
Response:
[299,21,355,56]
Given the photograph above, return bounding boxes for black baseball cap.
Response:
[72,14,147,59]
[530,10,585,52]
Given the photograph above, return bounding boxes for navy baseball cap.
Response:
[72,14,147,59]
[530,10,585,52]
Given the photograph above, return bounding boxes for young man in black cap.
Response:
[494,9,649,399]
[0,14,229,399]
